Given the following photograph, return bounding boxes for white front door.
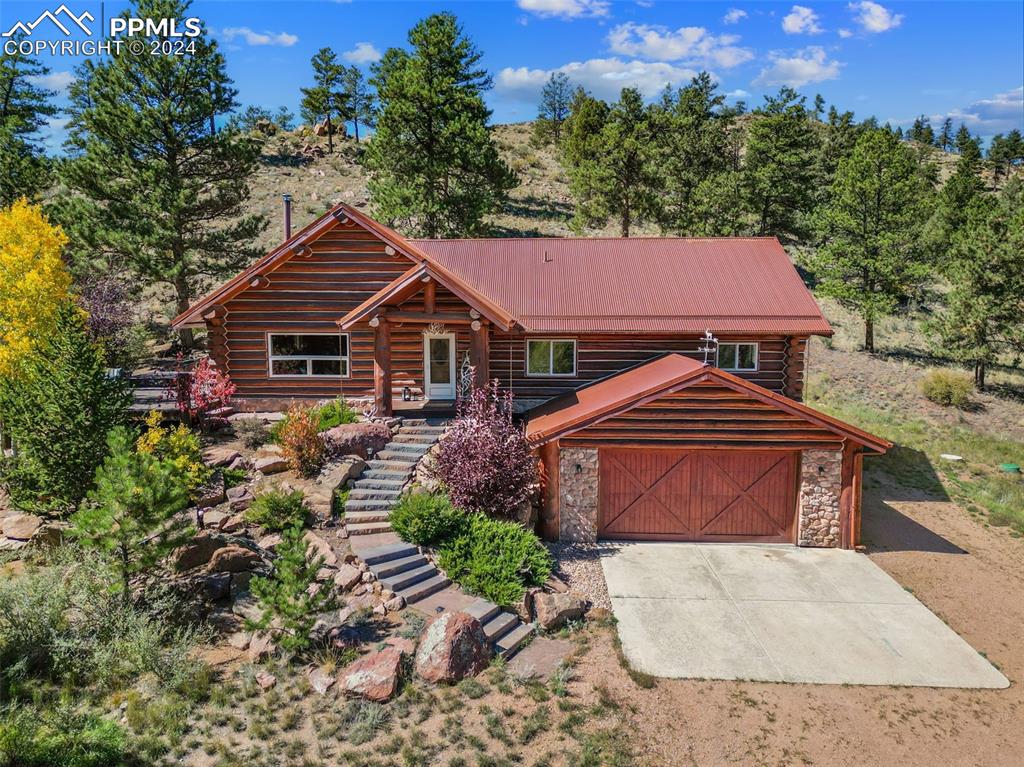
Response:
[424,333,456,400]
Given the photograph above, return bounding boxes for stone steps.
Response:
[395,573,451,603]
[466,597,535,659]
[344,418,448,536]
[361,542,419,566]
[495,622,535,659]
[370,553,429,579]
[380,563,437,592]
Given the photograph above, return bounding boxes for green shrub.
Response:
[136,410,211,493]
[244,488,310,531]
[921,369,973,408]
[234,416,269,449]
[0,302,131,515]
[0,706,131,767]
[0,545,209,693]
[437,515,552,607]
[390,492,469,547]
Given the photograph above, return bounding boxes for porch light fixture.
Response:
[384,245,396,256]
[471,320,481,332]
[402,387,412,401]
[369,316,380,328]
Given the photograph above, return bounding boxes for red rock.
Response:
[333,563,362,590]
[170,531,227,572]
[203,447,242,468]
[322,422,391,459]
[384,636,417,657]
[207,545,262,573]
[254,455,289,474]
[414,611,492,683]
[248,632,275,661]
[308,666,335,694]
[256,671,277,690]
[339,648,402,701]
[303,531,338,567]
[534,592,587,631]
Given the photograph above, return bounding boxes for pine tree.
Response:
[815,106,863,207]
[341,66,376,143]
[301,48,344,152]
[954,123,979,156]
[988,130,1024,182]
[0,42,56,206]
[364,13,516,237]
[908,115,935,146]
[533,72,573,145]
[805,129,931,352]
[249,523,337,654]
[563,87,661,237]
[743,87,819,241]
[70,427,192,599]
[938,127,985,239]
[0,302,131,514]
[655,73,738,235]
[930,181,1024,389]
[56,0,265,349]
[936,117,954,151]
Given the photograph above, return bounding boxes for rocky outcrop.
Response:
[1,513,43,541]
[202,447,242,468]
[171,531,228,572]
[415,611,492,683]
[207,545,262,573]
[254,455,289,475]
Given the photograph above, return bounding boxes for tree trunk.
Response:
[620,212,630,238]
[354,119,360,143]
[120,541,130,605]
[326,115,334,153]
[174,273,195,350]
[975,361,986,391]
[864,317,874,353]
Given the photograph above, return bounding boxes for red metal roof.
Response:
[525,354,891,453]
[411,237,832,336]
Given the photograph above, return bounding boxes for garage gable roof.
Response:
[525,354,891,453]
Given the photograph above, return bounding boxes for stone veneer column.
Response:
[558,447,599,542]
[797,448,844,547]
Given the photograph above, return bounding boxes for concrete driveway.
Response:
[601,543,1008,688]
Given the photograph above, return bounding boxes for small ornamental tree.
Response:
[278,405,326,477]
[428,382,537,518]
[248,523,336,654]
[169,355,236,429]
[70,427,192,599]
[77,274,145,369]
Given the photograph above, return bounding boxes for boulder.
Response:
[533,592,588,631]
[226,455,251,473]
[1,513,43,541]
[257,533,283,551]
[339,648,403,702]
[227,631,251,650]
[170,531,228,572]
[384,635,417,657]
[384,595,406,613]
[226,485,255,512]
[318,455,368,491]
[248,631,275,661]
[194,471,227,509]
[199,572,232,601]
[231,592,262,623]
[545,575,570,594]
[202,509,229,530]
[308,666,335,695]
[222,514,246,533]
[303,531,338,567]
[203,446,242,468]
[31,521,67,547]
[333,563,362,591]
[256,671,277,690]
[254,455,289,475]
[414,611,491,683]
[322,423,392,459]
[208,545,262,573]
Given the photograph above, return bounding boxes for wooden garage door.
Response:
[598,449,798,542]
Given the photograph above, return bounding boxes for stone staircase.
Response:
[344,419,447,536]
[360,541,535,659]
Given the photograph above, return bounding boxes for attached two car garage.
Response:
[529,354,890,549]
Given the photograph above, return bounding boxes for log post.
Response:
[372,318,392,417]
[469,321,490,389]
[838,441,858,549]
[538,440,561,540]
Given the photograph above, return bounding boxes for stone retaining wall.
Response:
[558,448,599,543]
[797,448,843,547]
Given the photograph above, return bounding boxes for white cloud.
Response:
[723,8,748,25]
[753,46,842,87]
[607,22,753,69]
[220,27,298,47]
[726,88,750,98]
[516,0,609,19]
[838,28,853,38]
[343,42,381,64]
[497,58,701,102]
[848,1,903,33]
[932,87,1024,136]
[27,70,73,92]
[782,6,823,35]
[635,0,655,7]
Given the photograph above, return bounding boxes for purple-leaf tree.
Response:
[76,275,138,368]
[428,381,538,518]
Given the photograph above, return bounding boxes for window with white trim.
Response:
[526,339,576,376]
[268,333,349,377]
[717,342,758,372]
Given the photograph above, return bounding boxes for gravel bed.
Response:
[546,543,612,610]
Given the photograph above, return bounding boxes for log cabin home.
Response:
[173,202,889,550]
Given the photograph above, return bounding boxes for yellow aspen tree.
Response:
[0,198,71,377]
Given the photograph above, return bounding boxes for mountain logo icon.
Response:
[2,4,95,37]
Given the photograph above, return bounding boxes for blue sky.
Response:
[3,0,1022,151]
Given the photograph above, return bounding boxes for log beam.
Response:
[838,441,859,549]
[373,318,392,417]
[380,310,474,324]
[537,441,561,540]
[423,280,436,314]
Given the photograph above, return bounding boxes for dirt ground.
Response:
[572,467,1022,767]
